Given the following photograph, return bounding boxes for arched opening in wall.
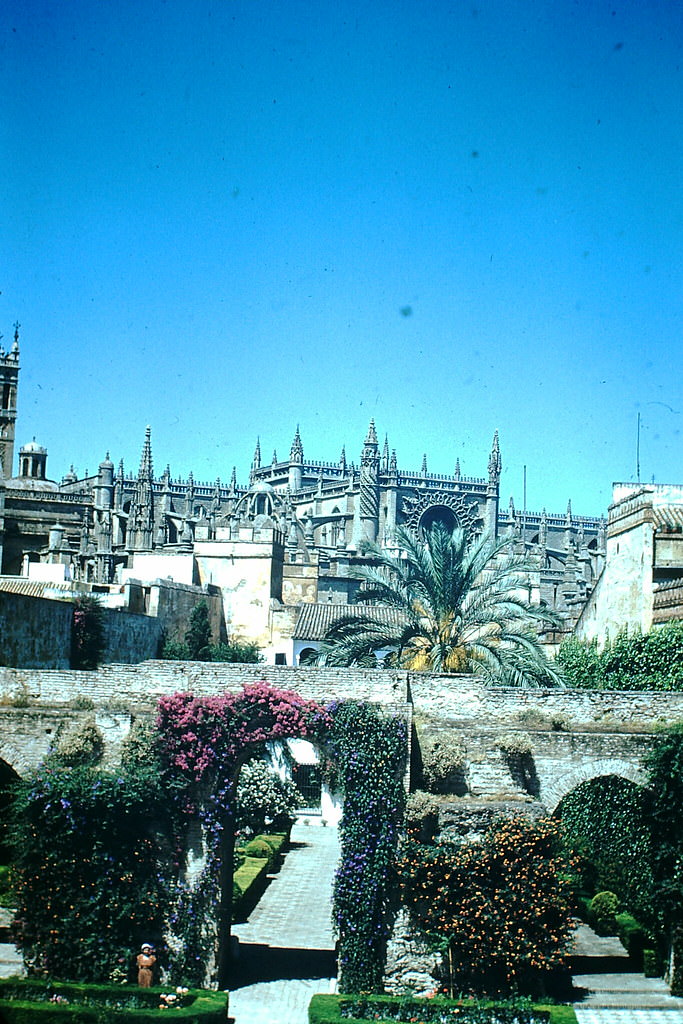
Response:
[419,505,457,535]
[554,774,650,914]
[298,647,317,666]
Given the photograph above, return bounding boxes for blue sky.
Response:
[2,0,682,517]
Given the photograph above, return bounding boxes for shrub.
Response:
[184,602,213,661]
[498,732,533,757]
[243,838,273,863]
[70,595,105,670]
[10,765,174,982]
[643,948,660,977]
[589,891,620,934]
[557,623,683,691]
[211,640,262,663]
[398,817,575,998]
[420,734,466,793]
[51,721,104,768]
[406,790,439,842]
[615,911,650,963]
[235,760,302,836]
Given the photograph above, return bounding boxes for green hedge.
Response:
[0,979,228,1023]
[308,994,578,1024]
[232,855,270,921]
[615,911,652,965]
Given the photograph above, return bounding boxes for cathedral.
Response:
[0,331,606,662]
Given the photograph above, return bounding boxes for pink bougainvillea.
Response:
[156,681,332,792]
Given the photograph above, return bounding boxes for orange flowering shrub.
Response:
[398,816,576,997]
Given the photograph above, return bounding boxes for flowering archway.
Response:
[156,682,408,991]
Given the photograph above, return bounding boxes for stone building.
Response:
[0,332,607,661]
[576,482,683,642]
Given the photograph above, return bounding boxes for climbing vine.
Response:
[12,684,409,992]
[326,701,408,993]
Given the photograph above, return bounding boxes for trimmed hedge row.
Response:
[0,979,228,1023]
[232,831,289,921]
[308,994,578,1024]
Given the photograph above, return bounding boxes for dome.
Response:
[7,475,59,492]
[20,439,47,455]
[250,480,274,494]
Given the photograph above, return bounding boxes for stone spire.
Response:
[288,427,303,491]
[252,438,261,471]
[389,449,397,473]
[454,458,461,480]
[421,453,428,475]
[229,466,237,492]
[129,427,155,551]
[137,426,153,481]
[382,435,390,473]
[290,425,303,463]
[488,430,501,483]
[339,445,347,475]
[357,419,380,544]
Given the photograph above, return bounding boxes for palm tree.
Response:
[314,523,563,686]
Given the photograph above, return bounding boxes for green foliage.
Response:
[184,602,213,661]
[557,623,683,690]
[234,759,302,835]
[419,734,466,794]
[50,720,105,768]
[160,638,191,660]
[211,640,263,663]
[243,838,273,861]
[398,817,575,998]
[0,979,228,1023]
[308,993,578,1024]
[588,891,619,934]
[70,595,105,670]
[405,790,440,842]
[328,701,408,993]
[644,723,683,942]
[119,721,162,774]
[161,624,262,664]
[615,911,652,963]
[558,776,654,924]
[232,855,271,921]
[10,763,176,982]
[314,523,562,686]
[498,732,533,757]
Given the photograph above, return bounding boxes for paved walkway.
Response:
[229,819,340,1024]
[572,922,683,1023]
[0,908,21,979]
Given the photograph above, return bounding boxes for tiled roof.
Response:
[0,576,76,601]
[653,507,683,531]
[293,603,406,641]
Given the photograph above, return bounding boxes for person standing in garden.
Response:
[136,944,156,987]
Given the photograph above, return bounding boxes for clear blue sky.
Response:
[2,0,682,517]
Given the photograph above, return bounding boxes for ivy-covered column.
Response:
[328,701,408,992]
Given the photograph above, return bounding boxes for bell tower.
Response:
[0,323,20,480]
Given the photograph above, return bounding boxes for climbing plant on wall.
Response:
[558,775,654,923]
[326,701,408,993]
[155,681,332,986]
[398,816,575,998]
[12,683,409,993]
[11,760,175,982]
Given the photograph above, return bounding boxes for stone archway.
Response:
[543,758,646,814]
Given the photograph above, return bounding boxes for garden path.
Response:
[572,922,683,1023]
[0,909,21,978]
[228,818,339,1024]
